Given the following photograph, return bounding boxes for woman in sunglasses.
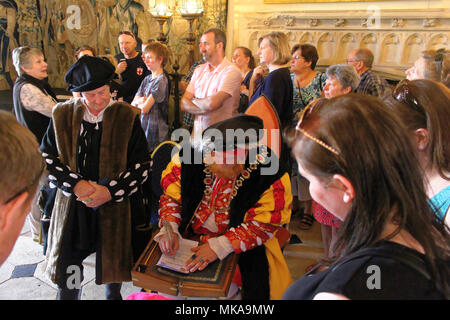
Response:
[283,94,449,299]
[387,79,450,228]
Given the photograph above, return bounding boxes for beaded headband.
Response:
[295,99,340,156]
[295,126,340,156]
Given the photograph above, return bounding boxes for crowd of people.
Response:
[2,26,449,301]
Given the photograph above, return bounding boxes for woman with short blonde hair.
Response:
[257,32,291,66]
[248,31,293,130]
[12,46,44,77]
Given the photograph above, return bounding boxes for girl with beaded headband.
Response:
[283,93,450,300]
[295,98,342,259]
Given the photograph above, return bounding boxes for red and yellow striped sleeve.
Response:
[224,172,292,254]
[158,153,182,227]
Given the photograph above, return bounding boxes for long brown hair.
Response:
[387,79,450,180]
[292,94,450,295]
[235,46,256,69]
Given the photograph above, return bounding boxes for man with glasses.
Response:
[0,111,44,265]
[346,48,390,98]
[115,31,150,103]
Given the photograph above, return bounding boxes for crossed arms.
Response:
[181,90,231,115]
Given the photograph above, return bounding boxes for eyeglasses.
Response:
[292,55,304,61]
[346,58,358,64]
[295,99,340,156]
[393,79,426,117]
[3,161,45,205]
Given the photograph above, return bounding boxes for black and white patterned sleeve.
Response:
[40,119,82,196]
[104,115,150,202]
[105,162,150,202]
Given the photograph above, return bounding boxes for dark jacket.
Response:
[13,74,57,143]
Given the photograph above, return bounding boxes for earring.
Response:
[343,193,350,203]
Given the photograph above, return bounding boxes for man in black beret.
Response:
[154,114,293,300]
[40,55,150,300]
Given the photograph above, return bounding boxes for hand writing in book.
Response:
[185,243,218,272]
[159,234,179,257]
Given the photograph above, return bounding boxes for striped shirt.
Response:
[356,69,391,98]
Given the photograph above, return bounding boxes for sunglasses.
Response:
[3,161,45,205]
[393,79,426,117]
[295,99,340,156]
[118,31,136,39]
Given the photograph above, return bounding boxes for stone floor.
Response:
[285,213,324,280]
[0,219,142,300]
[0,213,323,300]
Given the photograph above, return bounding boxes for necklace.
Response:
[202,145,269,204]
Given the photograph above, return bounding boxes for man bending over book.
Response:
[154,114,293,300]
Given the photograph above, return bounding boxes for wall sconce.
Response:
[148,0,176,43]
[148,0,204,132]
[178,0,204,67]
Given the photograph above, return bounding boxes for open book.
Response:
[132,236,238,297]
[156,238,198,274]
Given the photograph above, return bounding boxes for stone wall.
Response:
[227,0,449,80]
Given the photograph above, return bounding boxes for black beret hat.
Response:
[202,114,264,151]
[65,55,116,92]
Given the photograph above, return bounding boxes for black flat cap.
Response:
[65,55,116,92]
[202,114,264,150]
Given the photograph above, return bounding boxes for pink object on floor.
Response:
[125,292,174,300]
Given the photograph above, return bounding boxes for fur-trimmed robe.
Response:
[43,99,149,284]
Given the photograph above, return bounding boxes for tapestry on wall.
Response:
[0,0,17,90]
[2,0,227,89]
